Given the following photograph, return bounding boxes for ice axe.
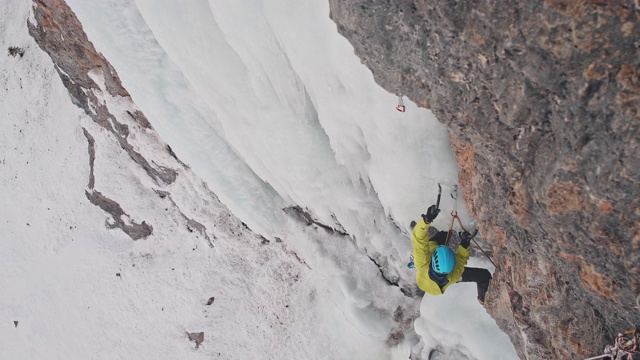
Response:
[407,183,443,270]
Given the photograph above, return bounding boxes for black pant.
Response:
[431,230,449,245]
[460,267,492,302]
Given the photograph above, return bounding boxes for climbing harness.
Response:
[396,95,406,112]
[583,328,639,360]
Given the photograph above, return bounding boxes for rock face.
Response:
[28,0,183,241]
[329,1,639,359]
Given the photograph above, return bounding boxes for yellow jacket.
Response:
[411,218,470,295]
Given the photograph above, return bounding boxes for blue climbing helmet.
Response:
[431,245,455,274]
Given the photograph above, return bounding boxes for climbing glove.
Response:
[459,231,472,248]
[422,205,440,223]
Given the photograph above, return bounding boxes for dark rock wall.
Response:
[329,1,639,359]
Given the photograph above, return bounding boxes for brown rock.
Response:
[187,331,204,349]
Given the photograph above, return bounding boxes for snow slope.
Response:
[66,0,470,239]
[1,1,417,359]
[0,0,519,359]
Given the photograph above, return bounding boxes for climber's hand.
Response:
[459,231,472,248]
[422,205,440,223]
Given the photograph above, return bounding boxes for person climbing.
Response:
[411,205,492,303]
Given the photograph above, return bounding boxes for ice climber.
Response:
[411,205,492,303]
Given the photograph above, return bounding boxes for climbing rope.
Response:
[444,185,461,245]
[445,185,497,268]
[583,328,639,360]
[408,184,497,269]
[445,185,470,244]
